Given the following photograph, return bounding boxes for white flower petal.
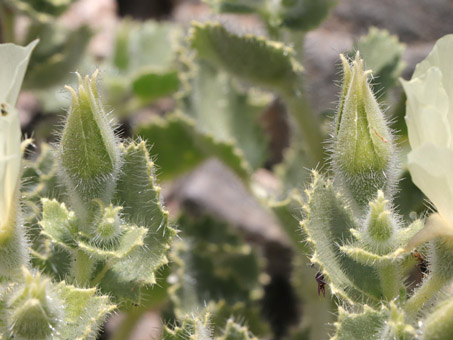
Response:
[402,67,451,149]
[0,40,38,105]
[404,213,453,252]
[408,144,453,225]
[412,34,453,141]
[0,107,21,226]
[0,41,37,230]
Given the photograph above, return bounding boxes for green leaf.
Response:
[424,296,453,340]
[5,0,76,19]
[204,0,264,13]
[354,27,405,97]
[269,193,309,253]
[22,144,62,220]
[301,171,383,303]
[218,318,259,340]
[162,310,213,340]
[39,198,77,251]
[331,306,386,340]
[190,22,302,94]
[132,69,179,102]
[277,0,335,32]
[273,145,313,195]
[169,214,263,317]
[98,141,176,302]
[78,225,147,261]
[182,61,269,170]
[135,113,251,181]
[56,282,115,340]
[105,19,181,115]
[24,24,91,89]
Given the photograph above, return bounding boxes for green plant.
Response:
[3,2,453,339]
[0,41,176,339]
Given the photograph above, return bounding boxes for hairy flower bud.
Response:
[6,267,62,340]
[93,201,123,244]
[59,70,121,222]
[332,52,395,211]
[363,191,398,255]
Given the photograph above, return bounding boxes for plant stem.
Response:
[283,90,325,166]
[74,250,93,286]
[110,307,145,340]
[90,261,112,287]
[405,275,446,317]
[0,3,15,43]
[378,263,401,300]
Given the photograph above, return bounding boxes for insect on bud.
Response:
[332,52,395,211]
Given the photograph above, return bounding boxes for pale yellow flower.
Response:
[401,34,453,249]
[0,40,37,243]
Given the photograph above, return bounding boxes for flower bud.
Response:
[6,267,62,340]
[59,70,121,222]
[332,52,395,211]
[92,201,123,245]
[363,191,398,255]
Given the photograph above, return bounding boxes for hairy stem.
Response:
[90,261,112,287]
[405,275,446,317]
[110,307,145,340]
[74,250,94,286]
[283,90,325,166]
[378,263,401,300]
[0,3,15,43]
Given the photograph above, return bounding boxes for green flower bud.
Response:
[6,267,62,340]
[92,200,123,245]
[363,190,398,255]
[332,52,395,211]
[59,70,121,222]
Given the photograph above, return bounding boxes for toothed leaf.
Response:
[97,141,176,302]
[331,306,386,340]
[24,25,91,89]
[169,214,263,318]
[354,27,405,97]
[39,199,77,251]
[302,172,383,303]
[182,61,269,170]
[77,225,147,261]
[135,113,250,181]
[190,22,302,94]
[56,282,115,340]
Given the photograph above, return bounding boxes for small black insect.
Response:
[413,250,428,275]
[315,271,326,297]
[1,103,7,116]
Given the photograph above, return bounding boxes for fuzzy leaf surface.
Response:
[354,27,405,97]
[302,171,383,303]
[99,141,176,301]
[56,282,115,340]
[331,306,386,340]
[135,113,250,181]
[182,61,269,170]
[190,22,302,94]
